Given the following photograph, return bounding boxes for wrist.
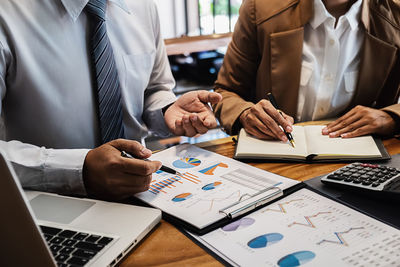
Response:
[162,102,175,116]
[383,110,400,136]
[239,109,250,126]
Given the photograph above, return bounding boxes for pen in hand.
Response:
[121,150,182,176]
[266,93,296,148]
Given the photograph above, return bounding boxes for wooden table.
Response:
[120,136,400,266]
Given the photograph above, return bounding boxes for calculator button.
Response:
[344,177,353,182]
[327,175,344,181]
[372,182,380,187]
[353,179,362,184]
[362,180,372,185]
[343,172,353,177]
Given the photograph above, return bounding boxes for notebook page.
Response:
[235,127,308,159]
[304,125,381,158]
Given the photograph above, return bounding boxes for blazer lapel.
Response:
[350,1,398,108]
[268,0,312,117]
[270,27,305,117]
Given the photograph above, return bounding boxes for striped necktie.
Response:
[86,0,125,144]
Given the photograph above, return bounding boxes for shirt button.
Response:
[324,74,333,81]
[329,39,335,46]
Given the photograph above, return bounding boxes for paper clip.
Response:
[219,186,283,219]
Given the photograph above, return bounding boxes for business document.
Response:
[192,188,400,266]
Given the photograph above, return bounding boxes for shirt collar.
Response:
[310,0,362,30]
[61,0,131,21]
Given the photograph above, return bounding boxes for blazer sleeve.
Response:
[212,0,259,135]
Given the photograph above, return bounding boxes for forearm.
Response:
[0,140,89,195]
[213,88,254,135]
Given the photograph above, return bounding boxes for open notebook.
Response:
[234,125,389,162]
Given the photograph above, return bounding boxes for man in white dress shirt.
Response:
[0,0,222,200]
[213,0,400,141]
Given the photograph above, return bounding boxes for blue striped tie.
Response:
[86,0,125,144]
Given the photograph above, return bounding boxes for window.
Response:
[154,0,242,39]
[199,0,241,35]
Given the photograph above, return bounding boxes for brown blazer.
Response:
[213,0,400,135]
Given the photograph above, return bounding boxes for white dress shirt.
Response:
[0,0,176,195]
[296,0,364,122]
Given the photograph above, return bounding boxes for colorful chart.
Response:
[317,227,365,246]
[288,212,331,228]
[202,181,222,191]
[179,172,201,184]
[149,176,182,194]
[199,163,228,175]
[247,233,283,249]
[222,217,255,232]
[262,199,303,213]
[173,157,201,169]
[277,251,316,267]
[172,193,193,202]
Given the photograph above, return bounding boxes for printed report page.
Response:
[135,144,299,229]
[193,188,400,266]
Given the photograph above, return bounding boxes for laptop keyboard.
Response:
[40,225,114,266]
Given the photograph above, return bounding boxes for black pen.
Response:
[121,150,182,176]
[266,93,296,148]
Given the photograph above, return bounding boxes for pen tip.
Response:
[290,140,296,148]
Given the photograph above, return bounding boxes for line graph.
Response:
[199,190,241,213]
[316,227,365,246]
[262,199,303,213]
[288,212,331,228]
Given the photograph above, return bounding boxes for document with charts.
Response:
[191,188,400,267]
[135,144,299,231]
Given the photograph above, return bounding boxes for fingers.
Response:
[180,114,198,137]
[240,107,285,140]
[321,106,397,138]
[121,157,162,176]
[106,173,153,200]
[189,114,210,134]
[282,113,294,125]
[322,111,359,136]
[110,139,152,158]
[254,100,292,141]
[196,90,222,104]
[244,124,276,140]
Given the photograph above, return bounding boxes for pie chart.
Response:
[172,193,193,202]
[173,157,201,169]
[222,217,255,232]
[247,233,283,248]
[277,251,316,267]
[202,181,222,191]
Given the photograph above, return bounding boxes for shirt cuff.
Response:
[44,148,90,196]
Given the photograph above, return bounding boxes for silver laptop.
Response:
[0,151,161,267]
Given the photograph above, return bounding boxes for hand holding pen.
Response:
[266,93,295,147]
[121,151,182,176]
[238,93,295,147]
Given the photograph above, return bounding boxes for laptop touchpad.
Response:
[30,194,95,224]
